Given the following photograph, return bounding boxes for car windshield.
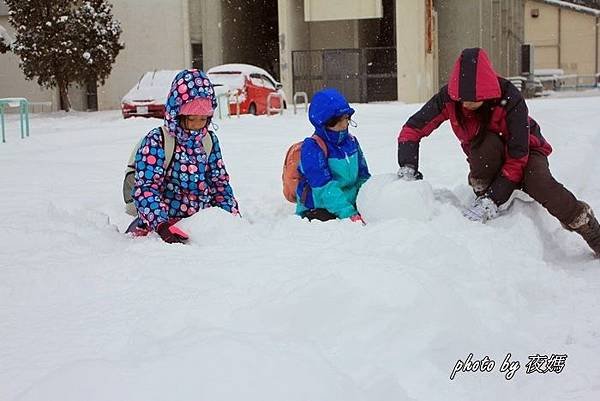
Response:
[208,72,245,92]
[122,70,179,103]
[138,71,178,89]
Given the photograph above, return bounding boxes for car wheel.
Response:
[248,103,257,116]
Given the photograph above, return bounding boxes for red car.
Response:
[207,64,287,116]
[121,70,179,119]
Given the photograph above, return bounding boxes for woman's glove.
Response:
[462,196,499,223]
[156,222,189,244]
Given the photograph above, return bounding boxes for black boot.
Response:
[125,217,150,236]
[569,202,600,257]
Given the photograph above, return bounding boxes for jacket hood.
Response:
[309,88,355,137]
[164,69,218,141]
[448,48,501,102]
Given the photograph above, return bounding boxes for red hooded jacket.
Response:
[398,48,552,191]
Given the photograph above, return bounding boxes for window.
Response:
[249,73,264,87]
[261,75,276,90]
[191,43,203,70]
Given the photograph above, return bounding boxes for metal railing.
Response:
[537,73,600,91]
[216,92,241,119]
[0,98,30,143]
[216,93,230,119]
[507,73,600,97]
[29,101,53,113]
[293,92,308,114]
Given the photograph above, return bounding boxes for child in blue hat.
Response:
[296,88,371,223]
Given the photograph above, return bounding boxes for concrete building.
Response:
[524,0,600,77]
[97,0,192,110]
[1,0,438,108]
[437,0,525,88]
[1,0,599,112]
[200,0,438,104]
[0,0,192,111]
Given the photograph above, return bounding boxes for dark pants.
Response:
[302,208,338,222]
[468,131,583,226]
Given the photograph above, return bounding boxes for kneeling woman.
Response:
[396,48,600,256]
[127,69,239,243]
[296,88,371,223]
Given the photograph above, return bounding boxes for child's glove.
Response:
[156,222,189,244]
[350,214,366,225]
[397,165,423,181]
[462,196,499,223]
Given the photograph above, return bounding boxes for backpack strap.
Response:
[159,126,176,170]
[311,134,328,157]
[298,135,329,204]
[161,125,213,161]
[201,131,213,155]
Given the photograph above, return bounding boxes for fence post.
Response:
[293,92,308,114]
[216,93,230,119]
[233,92,240,118]
[20,99,29,139]
[1,104,5,143]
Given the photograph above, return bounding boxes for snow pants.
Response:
[302,208,338,222]
[468,131,583,226]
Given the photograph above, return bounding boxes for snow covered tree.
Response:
[71,1,124,102]
[0,24,13,54]
[2,0,123,111]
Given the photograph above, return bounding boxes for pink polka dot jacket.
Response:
[132,70,239,230]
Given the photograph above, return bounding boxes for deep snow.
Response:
[1,94,600,401]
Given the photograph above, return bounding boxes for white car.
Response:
[121,70,179,119]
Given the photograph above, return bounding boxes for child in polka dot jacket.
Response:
[126,69,239,243]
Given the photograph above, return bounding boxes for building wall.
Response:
[525,0,599,76]
[437,0,524,87]
[201,0,224,69]
[96,0,191,111]
[524,1,560,69]
[396,0,436,103]
[189,0,202,43]
[278,0,434,103]
[278,0,310,100]
[308,20,359,49]
[304,0,382,21]
[560,9,597,74]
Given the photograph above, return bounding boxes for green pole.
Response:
[19,100,25,139]
[1,104,5,143]
[24,100,29,137]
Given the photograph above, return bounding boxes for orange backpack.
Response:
[282,134,328,203]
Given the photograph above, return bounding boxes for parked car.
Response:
[207,64,286,116]
[121,70,179,119]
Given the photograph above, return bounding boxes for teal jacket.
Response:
[296,89,370,218]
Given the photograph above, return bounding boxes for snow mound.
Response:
[176,206,245,243]
[357,174,435,223]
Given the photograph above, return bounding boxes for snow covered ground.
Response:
[1,95,600,401]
